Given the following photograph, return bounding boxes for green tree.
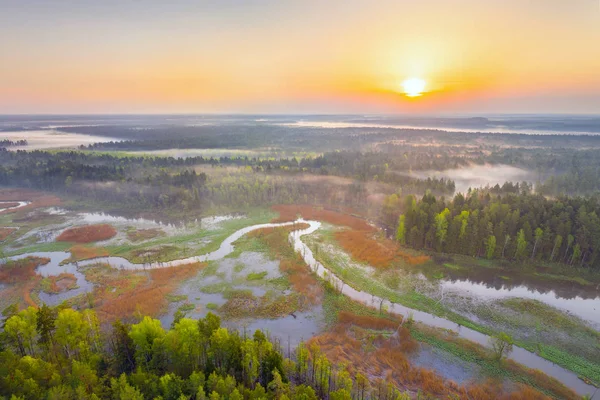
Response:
[129,316,166,369]
[4,307,38,357]
[485,235,496,259]
[490,332,514,361]
[515,229,527,260]
[531,227,544,259]
[396,215,406,245]
[36,304,57,354]
[434,208,450,251]
[550,234,562,262]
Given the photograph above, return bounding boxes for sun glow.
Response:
[402,78,427,97]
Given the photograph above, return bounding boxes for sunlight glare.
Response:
[402,78,427,97]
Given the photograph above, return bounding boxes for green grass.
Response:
[177,303,195,313]
[6,241,71,256]
[166,294,188,303]
[534,272,593,286]
[233,262,245,273]
[442,263,462,271]
[206,303,218,310]
[200,282,232,294]
[103,208,275,263]
[246,271,268,281]
[322,282,398,326]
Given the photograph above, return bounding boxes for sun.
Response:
[402,77,426,97]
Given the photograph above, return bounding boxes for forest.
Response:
[395,190,600,269]
[0,307,409,400]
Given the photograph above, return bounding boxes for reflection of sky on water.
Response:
[0,130,120,150]
[408,164,534,194]
[440,279,600,327]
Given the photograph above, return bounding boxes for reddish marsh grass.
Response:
[56,224,117,243]
[0,256,50,284]
[248,223,323,305]
[308,324,555,399]
[92,262,205,323]
[272,204,429,267]
[42,273,78,293]
[68,245,109,261]
[272,204,374,231]
[0,188,61,215]
[337,310,401,330]
[0,227,16,241]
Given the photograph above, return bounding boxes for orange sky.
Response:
[1,0,599,114]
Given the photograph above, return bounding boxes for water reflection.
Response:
[5,220,597,396]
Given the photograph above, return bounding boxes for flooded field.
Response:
[0,130,121,150]
[407,164,535,194]
[440,278,600,327]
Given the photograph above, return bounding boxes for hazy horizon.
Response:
[2,0,600,114]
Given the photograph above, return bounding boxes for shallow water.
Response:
[410,345,477,384]
[15,208,198,245]
[159,251,290,327]
[440,278,600,327]
[7,252,95,306]
[407,164,534,194]
[6,220,598,397]
[290,222,598,397]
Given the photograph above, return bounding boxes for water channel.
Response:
[6,219,599,397]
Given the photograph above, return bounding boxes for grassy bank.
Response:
[304,226,600,387]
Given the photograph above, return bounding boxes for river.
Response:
[5,219,598,397]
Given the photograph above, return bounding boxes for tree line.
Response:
[0,150,454,213]
[0,139,27,148]
[395,190,600,270]
[0,306,411,400]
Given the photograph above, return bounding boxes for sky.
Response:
[1,0,600,114]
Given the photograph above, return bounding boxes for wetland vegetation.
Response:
[1,115,599,399]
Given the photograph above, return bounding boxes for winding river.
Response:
[6,219,599,398]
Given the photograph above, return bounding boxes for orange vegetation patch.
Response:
[337,310,401,331]
[0,257,50,308]
[68,245,109,261]
[56,224,117,243]
[88,262,205,323]
[42,273,78,294]
[0,256,50,284]
[308,325,555,400]
[272,204,374,232]
[273,204,429,268]
[248,224,323,306]
[0,202,20,209]
[0,188,61,215]
[335,229,429,268]
[0,227,16,241]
